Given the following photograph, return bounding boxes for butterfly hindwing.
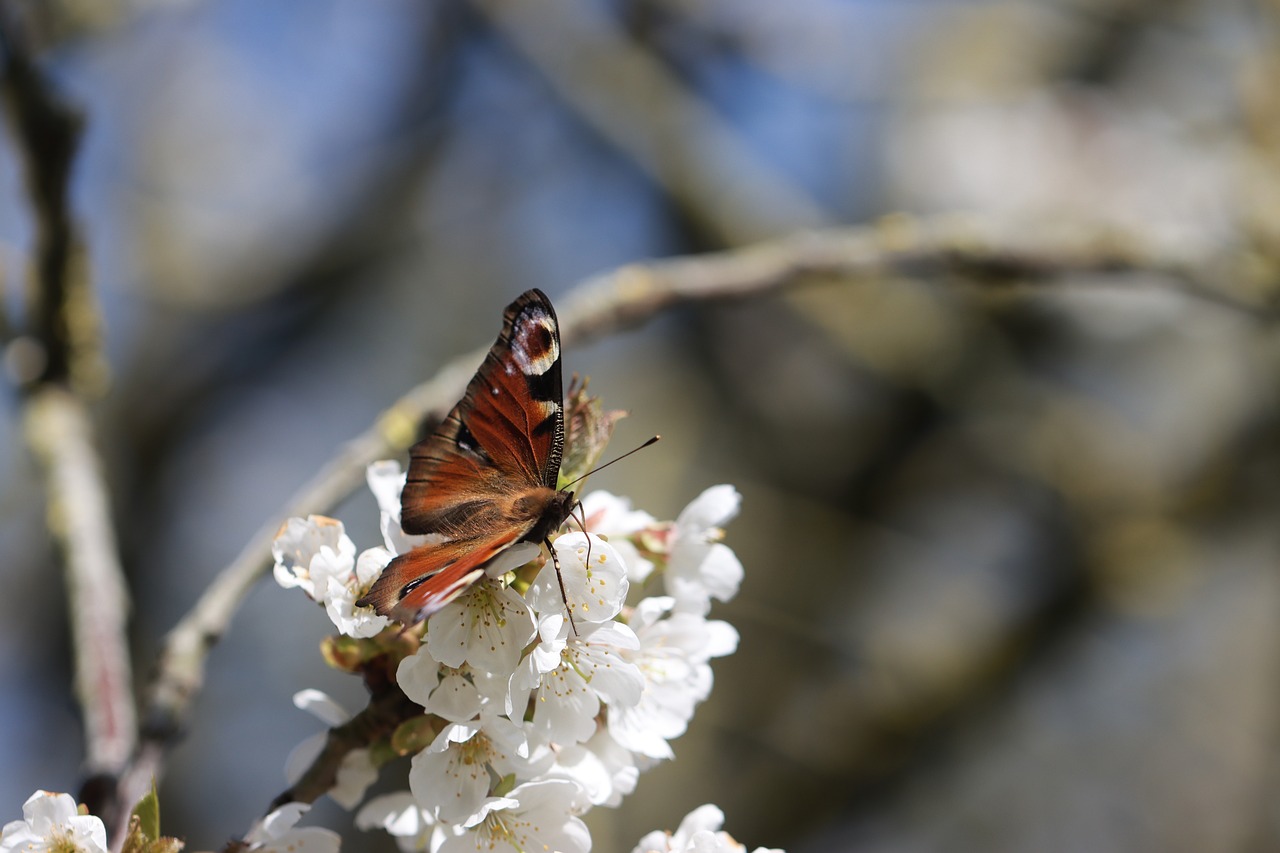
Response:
[357,289,573,626]
[357,528,524,625]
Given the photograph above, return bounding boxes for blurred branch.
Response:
[470,0,826,244]
[0,3,92,386]
[0,0,135,831]
[122,210,1262,813]
[24,389,136,773]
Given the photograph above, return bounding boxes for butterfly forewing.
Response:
[400,290,564,534]
[357,289,572,626]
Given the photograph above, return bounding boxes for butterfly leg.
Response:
[547,538,580,636]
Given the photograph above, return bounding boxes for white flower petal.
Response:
[355,791,424,836]
[332,748,378,810]
[426,579,535,673]
[482,541,541,579]
[526,533,628,624]
[677,486,741,532]
[367,460,430,556]
[284,732,326,787]
[293,689,350,727]
[272,516,354,598]
[423,671,482,723]
[411,726,491,825]
[366,460,405,520]
[438,781,590,853]
[547,729,639,807]
[581,490,657,535]
[396,646,442,708]
[1,792,107,853]
[247,803,341,853]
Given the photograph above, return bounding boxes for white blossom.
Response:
[272,514,389,637]
[245,803,341,853]
[426,577,536,673]
[610,597,738,760]
[437,780,590,853]
[0,792,106,853]
[324,547,393,638]
[545,728,640,807]
[367,460,426,555]
[525,533,628,624]
[580,490,657,582]
[397,648,483,724]
[272,515,356,600]
[666,486,744,615]
[356,793,448,853]
[505,611,569,719]
[409,717,537,825]
[524,620,643,746]
[632,804,783,853]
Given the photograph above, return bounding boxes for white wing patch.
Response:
[511,309,559,376]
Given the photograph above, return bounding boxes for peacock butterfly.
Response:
[357,289,577,626]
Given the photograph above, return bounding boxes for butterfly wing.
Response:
[357,528,524,625]
[357,289,567,625]
[400,289,565,536]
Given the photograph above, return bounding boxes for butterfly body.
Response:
[358,289,575,626]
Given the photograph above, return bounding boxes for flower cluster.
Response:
[272,461,745,852]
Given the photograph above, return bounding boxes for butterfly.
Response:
[357,288,578,626]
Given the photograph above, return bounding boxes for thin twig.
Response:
[122,212,1262,819]
[0,0,134,833]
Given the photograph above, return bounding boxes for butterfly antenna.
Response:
[561,435,661,491]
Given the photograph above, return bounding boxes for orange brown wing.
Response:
[357,289,568,626]
[400,289,564,536]
[357,528,525,625]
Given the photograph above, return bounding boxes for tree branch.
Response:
[268,684,420,813]
[0,0,134,834]
[125,212,1256,816]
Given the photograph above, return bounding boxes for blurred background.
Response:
[2,0,1280,851]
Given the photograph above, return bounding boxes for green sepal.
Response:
[321,635,386,671]
[491,773,517,798]
[391,714,439,756]
[121,782,184,853]
[131,782,161,841]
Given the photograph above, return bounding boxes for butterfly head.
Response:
[516,486,577,546]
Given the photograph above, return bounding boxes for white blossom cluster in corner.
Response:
[271,462,747,853]
[633,804,783,853]
[0,792,107,853]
